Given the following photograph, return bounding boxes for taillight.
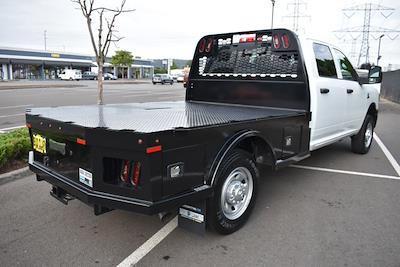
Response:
[273,34,280,49]
[120,160,130,183]
[131,162,141,186]
[120,160,141,187]
[198,38,206,53]
[281,33,290,49]
[205,38,213,53]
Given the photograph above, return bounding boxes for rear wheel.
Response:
[152,82,156,85]
[208,150,259,234]
[351,114,374,154]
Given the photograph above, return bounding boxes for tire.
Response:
[153,82,156,85]
[170,81,173,85]
[69,77,73,81]
[161,81,165,85]
[351,114,374,154]
[208,149,259,234]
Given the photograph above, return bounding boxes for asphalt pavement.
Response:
[0,81,399,267]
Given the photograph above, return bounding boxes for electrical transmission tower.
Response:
[335,3,400,66]
[284,0,310,33]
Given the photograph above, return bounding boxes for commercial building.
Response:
[0,47,93,80]
[0,47,154,80]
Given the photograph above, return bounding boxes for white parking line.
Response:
[291,165,400,180]
[374,134,400,176]
[117,216,178,267]
[0,113,25,118]
[0,104,33,109]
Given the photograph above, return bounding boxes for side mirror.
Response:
[358,66,382,84]
[367,66,382,84]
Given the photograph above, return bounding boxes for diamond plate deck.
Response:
[27,101,304,133]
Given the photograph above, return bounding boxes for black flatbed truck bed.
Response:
[27,29,312,234]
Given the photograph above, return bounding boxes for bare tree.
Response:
[72,0,134,104]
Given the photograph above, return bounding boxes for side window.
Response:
[312,43,337,78]
[333,49,358,81]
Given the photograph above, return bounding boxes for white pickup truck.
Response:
[27,29,382,234]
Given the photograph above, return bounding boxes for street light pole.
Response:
[44,30,47,51]
[377,34,384,66]
[271,0,276,29]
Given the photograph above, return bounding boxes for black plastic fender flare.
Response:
[207,130,276,187]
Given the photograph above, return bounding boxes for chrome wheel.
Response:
[365,122,373,148]
[220,167,254,220]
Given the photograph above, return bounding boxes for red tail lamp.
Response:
[281,33,290,49]
[205,38,213,53]
[198,38,206,53]
[273,34,280,49]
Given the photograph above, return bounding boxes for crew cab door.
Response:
[332,48,366,132]
[310,43,346,145]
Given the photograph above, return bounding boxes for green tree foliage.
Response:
[111,50,134,78]
[171,61,178,70]
[154,67,167,74]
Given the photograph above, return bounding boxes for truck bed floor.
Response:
[27,101,305,133]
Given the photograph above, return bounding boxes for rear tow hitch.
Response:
[50,186,75,205]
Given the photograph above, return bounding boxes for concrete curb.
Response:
[0,166,32,186]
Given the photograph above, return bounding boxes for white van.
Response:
[59,69,82,81]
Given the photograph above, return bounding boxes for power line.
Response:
[284,0,310,33]
[335,3,399,66]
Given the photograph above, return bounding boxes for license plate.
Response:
[79,168,93,187]
[33,134,46,154]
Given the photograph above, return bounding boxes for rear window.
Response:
[313,43,337,78]
[192,30,300,80]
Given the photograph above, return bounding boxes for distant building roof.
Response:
[0,46,93,66]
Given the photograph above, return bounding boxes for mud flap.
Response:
[178,201,207,235]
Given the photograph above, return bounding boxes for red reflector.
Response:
[131,162,141,186]
[205,38,213,53]
[198,38,206,53]
[146,145,162,154]
[120,160,130,183]
[281,34,290,49]
[76,138,86,145]
[26,123,32,128]
[273,34,280,49]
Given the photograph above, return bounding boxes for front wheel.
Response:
[351,114,375,154]
[208,150,259,234]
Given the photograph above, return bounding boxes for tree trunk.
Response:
[97,62,104,105]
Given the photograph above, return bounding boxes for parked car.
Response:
[26,29,381,235]
[82,71,98,80]
[152,74,174,85]
[177,74,185,83]
[59,69,82,81]
[103,73,117,80]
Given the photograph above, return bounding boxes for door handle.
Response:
[347,89,354,94]
[320,88,330,94]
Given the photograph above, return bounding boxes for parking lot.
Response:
[0,81,399,266]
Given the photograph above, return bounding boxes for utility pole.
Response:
[271,0,276,29]
[284,0,310,33]
[335,3,397,66]
[44,30,47,51]
[377,34,384,66]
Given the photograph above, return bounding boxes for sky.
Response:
[1,0,400,67]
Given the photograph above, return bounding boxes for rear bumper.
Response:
[29,162,212,215]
